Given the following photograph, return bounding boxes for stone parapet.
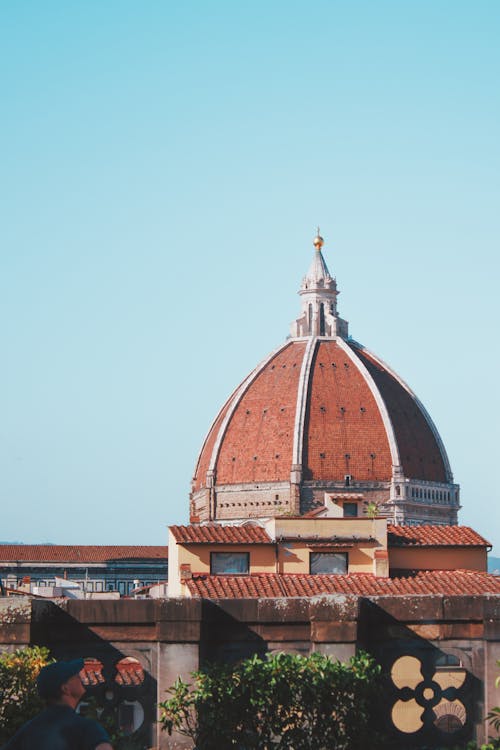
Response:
[0,594,498,748]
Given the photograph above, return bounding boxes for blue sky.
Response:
[1,1,499,551]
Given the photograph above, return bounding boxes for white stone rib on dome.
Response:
[291,335,317,468]
[351,341,454,483]
[206,341,292,478]
[336,336,402,476]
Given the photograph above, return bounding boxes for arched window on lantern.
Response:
[319,303,325,335]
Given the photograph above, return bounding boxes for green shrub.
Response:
[159,650,383,750]
[0,645,53,743]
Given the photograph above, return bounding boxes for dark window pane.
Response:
[310,553,347,575]
[319,303,325,335]
[211,553,249,575]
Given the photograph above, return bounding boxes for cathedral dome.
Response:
[191,236,460,526]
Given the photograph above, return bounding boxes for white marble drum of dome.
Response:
[191,233,460,527]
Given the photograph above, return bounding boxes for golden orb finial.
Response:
[313,227,324,250]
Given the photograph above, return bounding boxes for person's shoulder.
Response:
[72,711,102,727]
[73,714,110,748]
[46,707,109,750]
[0,708,50,749]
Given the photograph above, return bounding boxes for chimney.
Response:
[373,549,389,578]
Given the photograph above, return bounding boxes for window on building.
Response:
[107,583,115,591]
[118,581,126,595]
[95,581,103,592]
[310,552,347,575]
[210,552,249,575]
[343,502,358,517]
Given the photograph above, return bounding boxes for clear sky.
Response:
[1,1,499,551]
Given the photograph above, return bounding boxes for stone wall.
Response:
[214,481,292,520]
[1,594,499,749]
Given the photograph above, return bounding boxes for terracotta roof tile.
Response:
[186,570,500,598]
[170,524,272,544]
[388,525,490,547]
[303,341,393,481]
[349,343,447,482]
[0,546,168,563]
[216,342,306,485]
[187,574,285,598]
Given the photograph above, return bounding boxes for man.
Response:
[1,658,113,750]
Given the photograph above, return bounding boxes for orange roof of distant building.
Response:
[387,525,490,547]
[170,524,272,544]
[186,570,500,598]
[0,545,168,562]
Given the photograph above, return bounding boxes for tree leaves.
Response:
[158,650,382,750]
[0,645,53,743]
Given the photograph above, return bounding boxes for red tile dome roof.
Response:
[191,236,457,525]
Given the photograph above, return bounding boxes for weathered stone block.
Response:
[309,593,359,621]
[368,594,444,621]
[311,620,357,642]
[443,595,484,621]
[258,597,310,622]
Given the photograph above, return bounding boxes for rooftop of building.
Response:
[387,525,490,547]
[186,569,500,599]
[0,545,168,562]
[170,524,272,544]
[170,522,489,548]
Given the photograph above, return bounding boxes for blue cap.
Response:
[37,658,84,699]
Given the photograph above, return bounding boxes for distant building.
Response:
[191,234,460,526]
[167,518,494,598]
[0,545,167,596]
